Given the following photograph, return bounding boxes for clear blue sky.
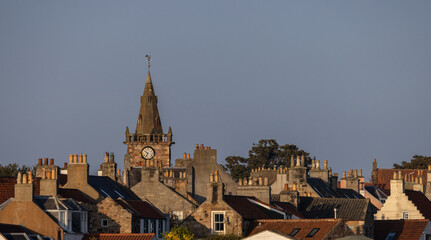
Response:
[1,1,430,179]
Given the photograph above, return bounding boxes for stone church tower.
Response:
[124,60,173,186]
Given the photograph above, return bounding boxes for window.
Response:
[158,220,162,238]
[140,219,149,233]
[212,212,225,233]
[306,228,319,237]
[385,232,396,240]
[101,219,108,227]
[402,211,409,219]
[81,212,88,233]
[172,211,184,221]
[289,228,300,236]
[150,220,155,233]
[59,212,65,226]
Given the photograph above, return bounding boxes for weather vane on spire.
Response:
[145,54,151,69]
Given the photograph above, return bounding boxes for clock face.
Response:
[141,146,155,160]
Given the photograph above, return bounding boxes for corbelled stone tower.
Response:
[124,56,173,185]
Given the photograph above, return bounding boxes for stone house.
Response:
[0,172,87,240]
[375,171,431,220]
[180,171,289,238]
[245,219,353,240]
[95,197,168,240]
[175,144,238,204]
[297,197,375,238]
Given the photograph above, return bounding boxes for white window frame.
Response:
[172,211,184,221]
[81,212,88,233]
[211,211,226,234]
[402,211,409,219]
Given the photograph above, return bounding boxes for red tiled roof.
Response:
[374,219,429,240]
[58,188,96,204]
[0,177,40,204]
[377,169,427,190]
[404,190,431,219]
[246,219,348,239]
[116,199,165,219]
[82,234,155,240]
[224,195,284,220]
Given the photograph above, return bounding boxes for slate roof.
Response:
[82,234,155,240]
[364,184,387,201]
[272,202,304,219]
[88,176,138,200]
[0,224,31,234]
[307,177,339,198]
[58,188,95,204]
[246,219,350,239]
[298,197,372,220]
[33,196,86,211]
[115,199,165,219]
[224,195,285,220]
[376,169,427,190]
[374,219,429,240]
[0,177,41,204]
[306,177,364,199]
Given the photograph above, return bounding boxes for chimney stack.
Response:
[15,172,33,201]
[40,168,58,196]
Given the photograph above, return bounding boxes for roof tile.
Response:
[374,219,429,240]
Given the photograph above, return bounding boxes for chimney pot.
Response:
[78,154,83,163]
[195,144,199,150]
[110,153,114,162]
[83,154,87,163]
[200,144,204,149]
[38,158,42,165]
[324,160,328,169]
[284,184,288,191]
[104,152,109,162]
[316,160,320,169]
[264,177,268,185]
[69,155,73,163]
[393,171,398,180]
[44,158,48,165]
[50,158,54,165]
[311,160,315,169]
[187,153,190,159]
[73,154,78,163]
[342,171,346,178]
[184,153,187,159]
[22,174,28,184]
[64,162,67,169]
[51,169,56,179]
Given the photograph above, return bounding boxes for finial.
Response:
[145,54,152,69]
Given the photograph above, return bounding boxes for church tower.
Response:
[124,56,174,174]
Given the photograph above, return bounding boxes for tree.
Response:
[0,163,33,177]
[163,226,194,240]
[393,155,431,169]
[222,139,311,180]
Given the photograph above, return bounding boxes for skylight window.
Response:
[289,228,300,236]
[114,190,125,199]
[100,189,111,198]
[306,228,319,237]
[385,232,396,240]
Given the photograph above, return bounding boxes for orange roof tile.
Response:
[82,233,155,240]
[374,219,429,240]
[377,169,427,190]
[246,219,349,239]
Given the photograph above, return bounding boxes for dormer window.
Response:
[211,211,226,234]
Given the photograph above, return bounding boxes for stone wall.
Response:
[131,168,196,218]
[180,200,242,238]
[183,146,238,203]
[96,198,132,233]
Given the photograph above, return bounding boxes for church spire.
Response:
[135,55,163,134]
